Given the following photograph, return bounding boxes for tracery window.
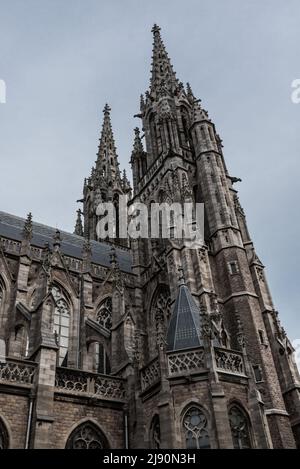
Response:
[0,418,9,449]
[150,286,171,354]
[52,285,70,366]
[228,405,252,449]
[66,422,108,449]
[150,415,161,449]
[96,297,112,331]
[183,407,210,449]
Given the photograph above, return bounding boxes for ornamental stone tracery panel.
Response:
[96,297,112,332]
[65,422,109,449]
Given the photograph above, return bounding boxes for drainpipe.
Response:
[124,412,129,449]
[25,394,34,449]
[78,274,84,368]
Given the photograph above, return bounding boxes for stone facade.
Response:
[0,25,299,449]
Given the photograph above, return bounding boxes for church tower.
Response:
[128,24,300,449]
[77,104,131,246]
[0,24,299,450]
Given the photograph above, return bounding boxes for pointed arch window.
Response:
[150,415,161,449]
[52,285,70,366]
[66,421,109,449]
[0,417,9,449]
[228,405,252,449]
[183,407,210,449]
[96,297,112,332]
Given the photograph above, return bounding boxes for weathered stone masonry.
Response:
[0,25,299,449]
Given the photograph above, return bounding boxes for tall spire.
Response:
[150,24,178,96]
[95,104,121,181]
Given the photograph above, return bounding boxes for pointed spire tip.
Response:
[151,23,161,34]
[103,103,111,114]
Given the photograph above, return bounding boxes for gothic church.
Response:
[0,25,299,449]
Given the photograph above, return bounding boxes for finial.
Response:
[186,82,196,100]
[22,212,33,241]
[42,242,52,275]
[110,246,117,267]
[82,236,92,256]
[178,266,186,286]
[132,127,144,155]
[74,209,83,236]
[152,24,161,34]
[53,229,61,249]
[103,103,111,115]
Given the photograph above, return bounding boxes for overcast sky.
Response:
[0,0,299,348]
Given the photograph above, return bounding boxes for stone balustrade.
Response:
[0,358,36,386]
[167,347,206,376]
[140,357,161,392]
[214,348,245,376]
[55,367,125,401]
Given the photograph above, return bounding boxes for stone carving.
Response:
[140,357,160,392]
[66,422,107,449]
[55,368,125,400]
[94,375,125,400]
[235,312,245,349]
[168,349,205,375]
[214,349,245,375]
[55,369,87,393]
[0,360,36,385]
[151,288,171,351]
[22,213,33,241]
[256,266,265,282]
[96,297,112,331]
[183,407,210,449]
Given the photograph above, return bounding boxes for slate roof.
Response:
[166,282,203,351]
[0,211,132,273]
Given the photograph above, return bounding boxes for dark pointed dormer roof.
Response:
[150,24,179,97]
[95,104,121,182]
[166,271,203,351]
